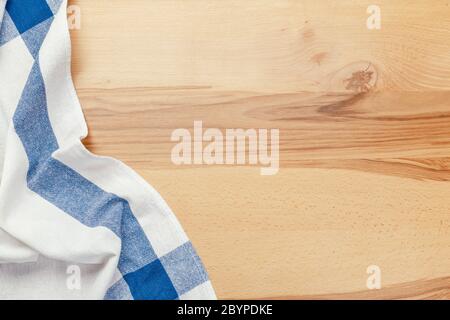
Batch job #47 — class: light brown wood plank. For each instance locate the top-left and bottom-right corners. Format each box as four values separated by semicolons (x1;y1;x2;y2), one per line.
262;277;450;300
136;167;450;299
80;88;450;180
71;0;450;92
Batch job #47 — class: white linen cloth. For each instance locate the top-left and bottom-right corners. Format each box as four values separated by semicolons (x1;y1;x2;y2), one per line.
0;0;215;300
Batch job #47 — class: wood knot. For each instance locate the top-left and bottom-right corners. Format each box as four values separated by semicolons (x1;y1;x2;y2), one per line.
327;61;378;93
343;66;375;93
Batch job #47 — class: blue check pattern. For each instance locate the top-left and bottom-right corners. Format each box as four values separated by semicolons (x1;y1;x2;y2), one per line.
0;0;211;300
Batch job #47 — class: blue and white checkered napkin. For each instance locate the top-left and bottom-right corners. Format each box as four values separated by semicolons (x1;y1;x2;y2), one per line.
0;0;215;300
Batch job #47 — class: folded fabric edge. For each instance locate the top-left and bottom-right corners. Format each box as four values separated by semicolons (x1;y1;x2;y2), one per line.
54;0;217;300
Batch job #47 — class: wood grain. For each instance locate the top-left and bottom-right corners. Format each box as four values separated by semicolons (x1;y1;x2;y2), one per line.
69;0;450;299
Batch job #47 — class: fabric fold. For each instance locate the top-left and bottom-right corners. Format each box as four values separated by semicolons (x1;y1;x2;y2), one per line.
0;0;215;300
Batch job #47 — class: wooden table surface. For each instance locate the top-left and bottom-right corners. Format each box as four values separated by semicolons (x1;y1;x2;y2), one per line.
69;0;450;299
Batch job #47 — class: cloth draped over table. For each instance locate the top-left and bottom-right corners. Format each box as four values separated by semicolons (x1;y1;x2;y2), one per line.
0;0;215;300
